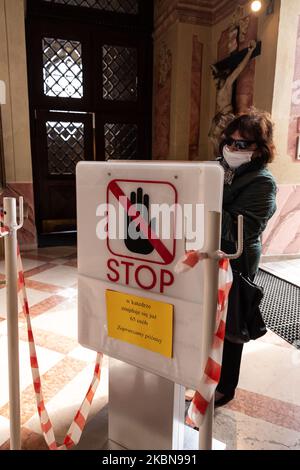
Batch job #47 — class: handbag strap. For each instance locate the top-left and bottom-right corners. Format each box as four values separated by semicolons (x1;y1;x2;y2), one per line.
234;217;251;278
241;246;250;277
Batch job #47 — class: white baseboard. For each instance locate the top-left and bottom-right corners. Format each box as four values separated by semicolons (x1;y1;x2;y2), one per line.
261;254;300;263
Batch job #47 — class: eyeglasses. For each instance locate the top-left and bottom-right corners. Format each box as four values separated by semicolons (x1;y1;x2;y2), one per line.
226;137;256;150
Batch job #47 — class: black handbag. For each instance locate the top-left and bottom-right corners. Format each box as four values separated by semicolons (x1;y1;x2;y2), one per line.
225;254;267;344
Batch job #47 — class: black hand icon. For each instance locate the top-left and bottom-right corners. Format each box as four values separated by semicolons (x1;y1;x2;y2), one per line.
124;187;155;255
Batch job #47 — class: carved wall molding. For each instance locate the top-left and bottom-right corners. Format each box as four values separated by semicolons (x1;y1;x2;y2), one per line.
154;0;249;38
230;4;250;43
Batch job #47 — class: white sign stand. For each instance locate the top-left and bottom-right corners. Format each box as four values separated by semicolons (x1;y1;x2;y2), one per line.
109;359;185;450
107;210;222;451
76;161;242;450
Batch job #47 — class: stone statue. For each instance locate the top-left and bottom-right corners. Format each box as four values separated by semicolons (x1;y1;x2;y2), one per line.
209;40;257;155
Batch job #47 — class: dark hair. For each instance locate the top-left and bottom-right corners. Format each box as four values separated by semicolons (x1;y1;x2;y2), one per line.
219;108;276;164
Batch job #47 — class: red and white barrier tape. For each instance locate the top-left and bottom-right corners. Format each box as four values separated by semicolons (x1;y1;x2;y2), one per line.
1;204;232;445
174;250;233;428
1;213;102;450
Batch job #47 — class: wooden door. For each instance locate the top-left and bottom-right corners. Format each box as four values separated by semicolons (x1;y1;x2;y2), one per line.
26;0;153;243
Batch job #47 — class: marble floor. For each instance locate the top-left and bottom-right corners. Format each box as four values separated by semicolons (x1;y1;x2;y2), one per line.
0;248;299;451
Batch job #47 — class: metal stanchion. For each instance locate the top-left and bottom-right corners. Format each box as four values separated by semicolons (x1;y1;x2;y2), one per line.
4;197;24;450
199;212;243;450
199;211;243;450
198;211;220;450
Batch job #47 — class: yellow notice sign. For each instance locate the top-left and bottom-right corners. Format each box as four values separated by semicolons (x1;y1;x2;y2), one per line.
106;290;173;358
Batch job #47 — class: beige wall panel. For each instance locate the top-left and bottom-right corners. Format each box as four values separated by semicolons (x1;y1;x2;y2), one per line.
179;23;212;161
5;0;32;182
153;24;177;160
0;0;15;181
271;0;300;183
253;0;280;113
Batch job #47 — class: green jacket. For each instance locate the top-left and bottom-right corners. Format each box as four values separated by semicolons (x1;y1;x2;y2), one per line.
220;159;277;277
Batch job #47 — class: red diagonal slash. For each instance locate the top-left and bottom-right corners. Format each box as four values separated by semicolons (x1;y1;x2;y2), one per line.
108;180;174;265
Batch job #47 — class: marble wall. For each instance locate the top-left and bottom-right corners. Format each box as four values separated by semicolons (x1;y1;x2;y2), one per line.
262;184;300;256
263;6;300;256
287;16;300;162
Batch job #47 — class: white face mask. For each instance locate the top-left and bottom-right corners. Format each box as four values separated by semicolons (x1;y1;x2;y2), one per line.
223;145;253;169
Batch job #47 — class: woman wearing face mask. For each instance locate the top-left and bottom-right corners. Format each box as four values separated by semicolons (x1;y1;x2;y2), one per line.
215;109;277;407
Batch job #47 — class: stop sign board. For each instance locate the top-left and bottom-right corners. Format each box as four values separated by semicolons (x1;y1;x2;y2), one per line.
107;179;177;266
77;161;223;389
